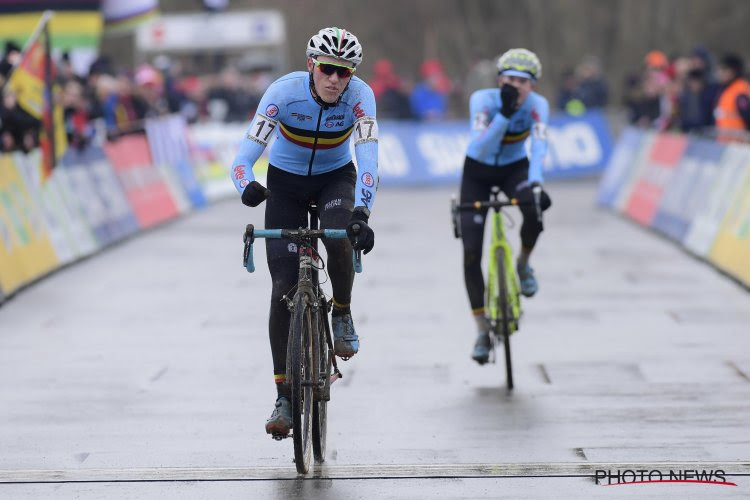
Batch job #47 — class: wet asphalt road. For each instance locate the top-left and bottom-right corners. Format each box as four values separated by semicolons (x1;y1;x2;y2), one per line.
1;180;749;498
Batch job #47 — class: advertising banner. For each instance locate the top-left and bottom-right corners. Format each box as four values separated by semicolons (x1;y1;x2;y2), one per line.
353;111;613;186
60;147;139;245
709;164;750;286
0;154;59;294
104;134;180;229
623;133;688;226
684;145;750;257
613;131;655;212
596;127;645;208
652;137;726;242
13;151;76;264
189;122;260;201
145;115;207;209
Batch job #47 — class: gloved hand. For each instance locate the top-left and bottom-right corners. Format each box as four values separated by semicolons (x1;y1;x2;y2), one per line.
241;180;270;207
346;208;374;254
500;83;520;118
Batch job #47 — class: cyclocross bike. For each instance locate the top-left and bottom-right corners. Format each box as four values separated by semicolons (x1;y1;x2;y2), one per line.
451;186;542;390
242;204;362;474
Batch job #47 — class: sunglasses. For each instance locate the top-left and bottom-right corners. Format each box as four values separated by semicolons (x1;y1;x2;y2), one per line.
313;59;355;78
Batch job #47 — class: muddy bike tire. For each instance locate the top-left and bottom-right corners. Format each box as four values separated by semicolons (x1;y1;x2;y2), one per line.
289;292;315;473
495;247;514;390
312;298;331;463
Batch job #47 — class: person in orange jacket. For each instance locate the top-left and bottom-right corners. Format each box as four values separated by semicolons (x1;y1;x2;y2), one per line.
714;54;750;142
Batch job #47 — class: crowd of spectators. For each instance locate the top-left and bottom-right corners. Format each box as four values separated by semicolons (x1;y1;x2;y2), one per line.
3;40;749;156
620;47;750;140
0;45;269;154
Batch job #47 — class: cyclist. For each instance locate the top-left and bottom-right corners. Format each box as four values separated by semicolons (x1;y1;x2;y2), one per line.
459;48;552;364
229;27;378;436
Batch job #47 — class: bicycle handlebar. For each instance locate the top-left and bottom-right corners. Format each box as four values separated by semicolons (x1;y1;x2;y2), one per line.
243;224;362;273
454;199;519;211
450;193;543;240
252;228;348;239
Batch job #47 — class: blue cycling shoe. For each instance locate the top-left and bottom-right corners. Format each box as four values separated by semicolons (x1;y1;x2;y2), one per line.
332;313;359;359
471;332;491;365
517;262;538;297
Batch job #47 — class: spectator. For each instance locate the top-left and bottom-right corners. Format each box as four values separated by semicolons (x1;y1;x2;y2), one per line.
0;40;22;82
627;50;671;129
678;67;718;133
134;63;169;117
410;59;453;120
370;58;411;119
714;53;750;142
207;68;258;122
0;88;40;152
61;79;95;149
575;56;608;108
690;46;716;84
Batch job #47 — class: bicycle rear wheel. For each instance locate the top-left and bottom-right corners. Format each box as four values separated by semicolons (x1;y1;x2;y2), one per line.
495;247;514;390
289;292;315;473
312;298;331;463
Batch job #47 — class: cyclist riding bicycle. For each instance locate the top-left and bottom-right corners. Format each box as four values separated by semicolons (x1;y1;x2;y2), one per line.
229;27;378;437
460;48;552;364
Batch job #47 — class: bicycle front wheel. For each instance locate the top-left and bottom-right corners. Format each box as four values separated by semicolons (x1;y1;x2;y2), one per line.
312;298;331;463
495;247;514;390
289;292;315;473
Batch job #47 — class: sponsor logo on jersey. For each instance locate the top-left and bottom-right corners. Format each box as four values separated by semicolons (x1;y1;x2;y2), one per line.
240;179;249;188
288;243;297;253
291;112;312;121
353;101;365;119
324;198;342;210
265;104;279;117
326;113;344;121
233;165;246;180
360;188;373;207
361;172;375;188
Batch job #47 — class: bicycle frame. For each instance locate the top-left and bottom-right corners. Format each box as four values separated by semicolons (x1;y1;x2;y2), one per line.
486;203;522;333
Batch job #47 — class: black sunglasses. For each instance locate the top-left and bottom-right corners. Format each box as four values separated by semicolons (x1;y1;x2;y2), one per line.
313;59;355;78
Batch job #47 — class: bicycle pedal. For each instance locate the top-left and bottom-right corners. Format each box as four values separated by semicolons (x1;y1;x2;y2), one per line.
271;432;289;441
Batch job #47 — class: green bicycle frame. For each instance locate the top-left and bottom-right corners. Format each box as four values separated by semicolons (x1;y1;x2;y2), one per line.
486;209;521;333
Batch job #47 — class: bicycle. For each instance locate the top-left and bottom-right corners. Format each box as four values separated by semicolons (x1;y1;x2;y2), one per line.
242;204;363;474
451;186;542;390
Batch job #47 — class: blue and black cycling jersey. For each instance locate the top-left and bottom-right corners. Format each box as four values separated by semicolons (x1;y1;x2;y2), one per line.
465;88;549;184
230;71;379;212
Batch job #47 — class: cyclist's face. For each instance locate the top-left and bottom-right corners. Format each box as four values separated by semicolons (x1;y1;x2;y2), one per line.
307;55;354;104
498;75;534;105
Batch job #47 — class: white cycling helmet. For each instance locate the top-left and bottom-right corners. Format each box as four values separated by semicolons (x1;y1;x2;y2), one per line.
497;48;542;80
306;27;363;67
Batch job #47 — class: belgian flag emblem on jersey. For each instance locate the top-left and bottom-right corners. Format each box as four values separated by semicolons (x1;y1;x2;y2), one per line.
279;122;354;149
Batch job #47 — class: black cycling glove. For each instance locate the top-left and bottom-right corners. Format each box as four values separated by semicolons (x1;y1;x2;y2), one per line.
346;208;374;254
241;180;270;207
500;83;520;118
